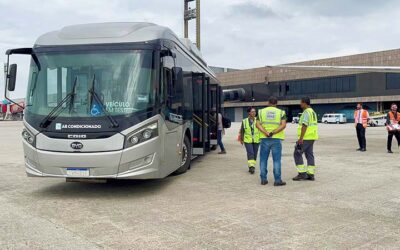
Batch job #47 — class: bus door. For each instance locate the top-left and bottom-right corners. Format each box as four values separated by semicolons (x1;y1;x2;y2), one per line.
192;72;207;155
209;84;221;148
205;77;211;152
161;65;184;174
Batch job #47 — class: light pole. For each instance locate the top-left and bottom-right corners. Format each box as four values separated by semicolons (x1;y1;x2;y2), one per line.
184;0;201;50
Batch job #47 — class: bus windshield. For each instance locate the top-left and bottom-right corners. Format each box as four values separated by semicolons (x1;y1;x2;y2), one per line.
26;50;155;118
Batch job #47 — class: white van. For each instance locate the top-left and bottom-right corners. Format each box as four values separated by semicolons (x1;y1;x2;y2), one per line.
322;113;347;124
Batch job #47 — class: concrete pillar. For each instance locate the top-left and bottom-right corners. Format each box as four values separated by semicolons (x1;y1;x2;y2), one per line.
235;107;243;122
378;102;383;112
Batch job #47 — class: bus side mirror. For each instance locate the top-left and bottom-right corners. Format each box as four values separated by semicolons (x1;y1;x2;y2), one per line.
7;64;17;91
172;67;183;95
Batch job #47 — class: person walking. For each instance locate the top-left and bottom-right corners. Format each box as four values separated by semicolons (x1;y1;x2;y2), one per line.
217;112;226;154
239;107;260;174
386;103;400;153
354;103;369;152
256;96;287;186
292;97;319;181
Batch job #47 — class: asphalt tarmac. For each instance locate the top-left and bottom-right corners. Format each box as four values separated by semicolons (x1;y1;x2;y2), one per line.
1;121;399;249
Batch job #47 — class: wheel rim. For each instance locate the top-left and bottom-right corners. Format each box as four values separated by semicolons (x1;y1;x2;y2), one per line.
181;143;188;167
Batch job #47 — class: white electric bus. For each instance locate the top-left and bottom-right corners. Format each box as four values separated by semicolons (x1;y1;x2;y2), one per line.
4;22;224;179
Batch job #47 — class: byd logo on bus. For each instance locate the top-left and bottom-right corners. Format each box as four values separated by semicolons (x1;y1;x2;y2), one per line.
70;142;84;150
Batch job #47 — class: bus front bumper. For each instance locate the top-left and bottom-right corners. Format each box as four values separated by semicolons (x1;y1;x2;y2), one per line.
23;138;164;179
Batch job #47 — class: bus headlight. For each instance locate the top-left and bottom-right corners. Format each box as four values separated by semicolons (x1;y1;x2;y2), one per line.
125;122;158;148
129;135;139;145
142;130;152;140
22;129;35;146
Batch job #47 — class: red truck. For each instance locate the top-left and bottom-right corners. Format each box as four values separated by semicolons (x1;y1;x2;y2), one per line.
0;102;24;120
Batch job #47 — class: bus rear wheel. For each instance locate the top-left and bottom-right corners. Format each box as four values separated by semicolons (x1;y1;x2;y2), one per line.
173;136;192;175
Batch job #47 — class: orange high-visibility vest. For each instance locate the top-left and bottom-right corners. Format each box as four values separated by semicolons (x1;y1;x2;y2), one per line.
387;111;400;131
389;111;400;124
354;109;369;128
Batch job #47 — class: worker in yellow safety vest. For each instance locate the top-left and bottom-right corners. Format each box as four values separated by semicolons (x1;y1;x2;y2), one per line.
256;96;287;186
239;107;260;174
293;97;319;181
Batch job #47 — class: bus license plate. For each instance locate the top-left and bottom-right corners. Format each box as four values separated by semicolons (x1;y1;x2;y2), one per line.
66;168;89;177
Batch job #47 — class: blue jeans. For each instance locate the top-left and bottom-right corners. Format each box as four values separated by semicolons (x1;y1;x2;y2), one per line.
259;138;282;182
217;130;225;151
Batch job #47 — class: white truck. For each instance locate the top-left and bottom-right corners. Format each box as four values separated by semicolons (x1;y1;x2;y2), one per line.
292;113;301;124
369;114;386;127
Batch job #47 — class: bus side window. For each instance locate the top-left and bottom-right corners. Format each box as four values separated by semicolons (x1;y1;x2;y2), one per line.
172;67;184;115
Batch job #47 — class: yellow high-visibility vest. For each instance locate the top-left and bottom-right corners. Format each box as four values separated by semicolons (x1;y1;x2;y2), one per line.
298;107;319;140
242;117;260;143
258;107;285;139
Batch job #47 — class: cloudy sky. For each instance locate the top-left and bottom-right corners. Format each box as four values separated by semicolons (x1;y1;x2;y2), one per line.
1;0;400;98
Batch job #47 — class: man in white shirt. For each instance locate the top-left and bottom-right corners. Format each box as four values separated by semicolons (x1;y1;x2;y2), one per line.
354;103;369;152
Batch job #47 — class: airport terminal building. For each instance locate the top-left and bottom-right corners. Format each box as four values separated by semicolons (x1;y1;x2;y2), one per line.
216;49;400;122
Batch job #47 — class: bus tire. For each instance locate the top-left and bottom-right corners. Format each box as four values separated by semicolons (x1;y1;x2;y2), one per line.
173;136;191;175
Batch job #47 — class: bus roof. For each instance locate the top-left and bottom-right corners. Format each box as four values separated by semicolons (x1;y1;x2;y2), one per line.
36;22;176;46
34;22;216;77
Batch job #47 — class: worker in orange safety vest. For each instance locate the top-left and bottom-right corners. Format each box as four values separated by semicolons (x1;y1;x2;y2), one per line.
354;103;369;152
386;103;400;153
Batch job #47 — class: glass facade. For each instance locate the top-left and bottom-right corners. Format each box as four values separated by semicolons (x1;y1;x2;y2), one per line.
278;75;356;96
224;72;400;122
386;73;400;89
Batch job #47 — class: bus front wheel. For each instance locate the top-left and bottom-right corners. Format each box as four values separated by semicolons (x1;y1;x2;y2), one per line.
173;136;192;175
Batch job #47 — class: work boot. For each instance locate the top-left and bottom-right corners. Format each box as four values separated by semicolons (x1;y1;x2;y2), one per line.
274;181;286;186
292;172;308;181
218;150;226;154
249;167;255;174
361;148;366;152
261;180;268;185
388;150;393;154
356;148;362;151
307;174;315;181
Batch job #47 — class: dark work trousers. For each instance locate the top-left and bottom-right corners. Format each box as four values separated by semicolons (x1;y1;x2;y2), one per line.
387;131;400;151
294;140;315;169
217;130;225;151
356;123;367;149
244;143;260;165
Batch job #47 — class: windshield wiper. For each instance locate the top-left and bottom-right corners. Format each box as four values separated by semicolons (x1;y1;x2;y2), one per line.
39;76;78;128
89;74;119;128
